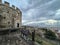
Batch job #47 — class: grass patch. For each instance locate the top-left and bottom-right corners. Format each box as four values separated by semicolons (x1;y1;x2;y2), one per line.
35;35;56;45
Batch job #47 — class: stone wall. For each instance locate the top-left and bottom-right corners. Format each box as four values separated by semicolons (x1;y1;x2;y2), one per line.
0;0;22;28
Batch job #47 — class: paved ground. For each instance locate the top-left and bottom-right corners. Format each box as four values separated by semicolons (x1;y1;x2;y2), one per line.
0;33;29;45
0;30;39;45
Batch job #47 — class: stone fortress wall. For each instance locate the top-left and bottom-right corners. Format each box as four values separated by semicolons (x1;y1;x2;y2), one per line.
0;0;22;28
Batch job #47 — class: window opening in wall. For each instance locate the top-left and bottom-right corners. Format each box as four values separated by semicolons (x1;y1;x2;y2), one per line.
17;23;19;27
4;17;6;19
8;22;10;24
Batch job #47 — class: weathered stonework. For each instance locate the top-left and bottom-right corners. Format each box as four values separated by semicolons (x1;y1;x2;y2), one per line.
0;0;22;28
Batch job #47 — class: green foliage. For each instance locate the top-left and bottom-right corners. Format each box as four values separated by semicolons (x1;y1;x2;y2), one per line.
44;30;57;40
36;40;42;44
41;28;48;32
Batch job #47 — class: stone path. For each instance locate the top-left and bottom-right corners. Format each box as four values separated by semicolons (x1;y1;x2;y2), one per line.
0;33;29;45
0;30;40;45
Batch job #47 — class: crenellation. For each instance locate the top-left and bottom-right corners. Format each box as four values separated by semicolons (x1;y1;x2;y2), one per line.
16;7;20;11
0;0;22;28
4;1;10;7
16;7;19;10
0;0;21;12
12;5;15;9
16;7;21;14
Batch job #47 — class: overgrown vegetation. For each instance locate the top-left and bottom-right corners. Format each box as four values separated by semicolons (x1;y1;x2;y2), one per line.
35;35;56;45
44;30;57;40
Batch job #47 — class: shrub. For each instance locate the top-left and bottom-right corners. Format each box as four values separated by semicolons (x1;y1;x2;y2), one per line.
44;30;57;40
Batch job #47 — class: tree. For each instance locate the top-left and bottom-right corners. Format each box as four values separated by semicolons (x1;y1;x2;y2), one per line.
44;30;57;40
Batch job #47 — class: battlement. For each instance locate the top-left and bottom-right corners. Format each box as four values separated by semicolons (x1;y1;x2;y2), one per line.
0;0;21;13
12;5;15;9
16;7;19;10
4;1;10;6
12;5;20;12
15;7;21;13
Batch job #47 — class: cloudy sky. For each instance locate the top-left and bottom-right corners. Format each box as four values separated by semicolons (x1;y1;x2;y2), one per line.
3;0;60;27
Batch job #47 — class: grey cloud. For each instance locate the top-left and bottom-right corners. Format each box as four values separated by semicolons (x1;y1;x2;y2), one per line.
22;0;57;20
48;0;60;11
3;0;60;27
22;0;60;27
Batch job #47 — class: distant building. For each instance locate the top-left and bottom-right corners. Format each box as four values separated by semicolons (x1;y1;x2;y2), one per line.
0;0;22;28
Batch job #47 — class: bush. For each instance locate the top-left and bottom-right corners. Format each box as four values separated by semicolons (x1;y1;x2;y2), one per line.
36;40;43;44
44;30;57;40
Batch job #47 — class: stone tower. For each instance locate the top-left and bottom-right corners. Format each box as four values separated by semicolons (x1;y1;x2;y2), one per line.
0;1;22;28
0;0;2;4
